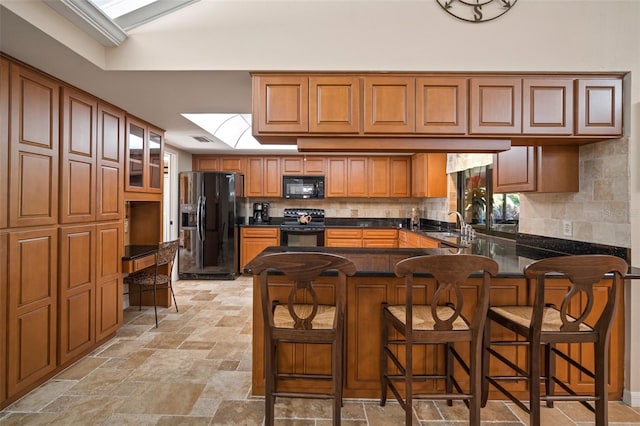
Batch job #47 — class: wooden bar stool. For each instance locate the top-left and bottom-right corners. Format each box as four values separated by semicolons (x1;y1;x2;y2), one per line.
380;254;499;425
481;255;627;426
248;252;356;426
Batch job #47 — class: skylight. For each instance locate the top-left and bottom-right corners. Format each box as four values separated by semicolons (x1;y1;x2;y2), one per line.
182;113;297;151
90;0;158;20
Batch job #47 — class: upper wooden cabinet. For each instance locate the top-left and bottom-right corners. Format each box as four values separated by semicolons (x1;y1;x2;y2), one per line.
252;75;308;133
470;77;522;134
125;116;163;194
280;156;326;175
326;157;348;197
363;76;415;133
493;145;579;193
252;72;624;144
9;63;59;228
411;153;447;198
327;156;411;198
576;78;623;135
415;77;467;134
309;76;360;133
246;156;281;197
523;78;573;135
96;103;125;221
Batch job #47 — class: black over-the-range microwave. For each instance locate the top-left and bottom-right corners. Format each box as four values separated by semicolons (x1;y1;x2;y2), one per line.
282;175;325;199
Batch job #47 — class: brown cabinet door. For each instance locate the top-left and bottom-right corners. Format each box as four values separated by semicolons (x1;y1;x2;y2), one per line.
309;76;360;133
58;224;95;365
96;103;125;221
535;146;579;193
281;156;303;175
368;157;389;197
0;232;7;403
219;156;245;173
193;155;219;171
389;157;411;198
253;75;309;133
411;153;447;198
245;157;263;197
60;87;97;224
263;157;281;197
125;116;145;192
240;227;279;270
523;78;573;135
416;77;467;134
303;156;326;175
576;78;623;136
7;228;57;398
493;146;536;193
470;77;522;134
9;64;59;227
326;158;348;197
348;157;368;197
364;76;415;133
0;59;8;230
147;126;163;193
96;222;122;341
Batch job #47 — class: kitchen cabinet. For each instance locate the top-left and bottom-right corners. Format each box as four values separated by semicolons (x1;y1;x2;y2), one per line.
125;115;163;194
362;229;398;248
493;145;578;193
95;222;122;341
411;153;447;198
9;63;59;228
326;157;348;197
0;59;8;230
368;157;389;198
325;228;363;247
522;78;573;135
415;77;467;134
96;103;125;221
252;75;308;133
7;228;58;399
58;224;95;365
246;156;281;197
0;232;7;403
363;76;415;133
348;157;368;197
240;227;279;271
368;157;411;198
576;78;623;136
398;229;438;248
470;77;522;134
192;155;246;173
389;157;411;198
60;87;97;224
281;156;326;175
309;76;360;133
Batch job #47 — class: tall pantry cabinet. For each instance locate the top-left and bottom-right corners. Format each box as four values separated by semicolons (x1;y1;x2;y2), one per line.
0;56;125;408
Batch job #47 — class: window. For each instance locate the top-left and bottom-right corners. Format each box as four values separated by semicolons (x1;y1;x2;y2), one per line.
457;166;520;236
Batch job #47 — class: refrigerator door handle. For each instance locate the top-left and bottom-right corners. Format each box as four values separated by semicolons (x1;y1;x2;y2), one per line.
196;196;203;241
199;195;206;241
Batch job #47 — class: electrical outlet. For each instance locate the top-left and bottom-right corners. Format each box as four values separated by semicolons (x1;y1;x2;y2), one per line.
562;220;573;237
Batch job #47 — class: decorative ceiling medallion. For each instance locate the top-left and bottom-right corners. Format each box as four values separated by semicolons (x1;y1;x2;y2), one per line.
436;0;518;23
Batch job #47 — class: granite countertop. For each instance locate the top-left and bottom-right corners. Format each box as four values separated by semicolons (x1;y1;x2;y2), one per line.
244;233;640;279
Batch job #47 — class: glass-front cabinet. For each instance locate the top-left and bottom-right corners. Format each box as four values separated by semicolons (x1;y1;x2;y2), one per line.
125;116;163;193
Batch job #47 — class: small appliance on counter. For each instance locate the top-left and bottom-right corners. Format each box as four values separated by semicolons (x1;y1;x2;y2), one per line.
252;202;270;224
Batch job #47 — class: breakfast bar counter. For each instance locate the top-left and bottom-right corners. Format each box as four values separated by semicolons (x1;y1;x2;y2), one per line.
245;237;638;400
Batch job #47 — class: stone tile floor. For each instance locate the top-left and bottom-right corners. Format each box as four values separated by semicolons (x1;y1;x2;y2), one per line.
2;276;640;425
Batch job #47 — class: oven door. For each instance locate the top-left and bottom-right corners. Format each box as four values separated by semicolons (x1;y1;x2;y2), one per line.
280;228;325;247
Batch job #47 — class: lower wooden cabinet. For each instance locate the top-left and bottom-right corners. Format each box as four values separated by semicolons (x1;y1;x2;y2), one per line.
96;222;122;341
362;229;398;248
59;225;95;365
0;232;7;403
240;227;279;271
325;228;363;247
7;228;58;399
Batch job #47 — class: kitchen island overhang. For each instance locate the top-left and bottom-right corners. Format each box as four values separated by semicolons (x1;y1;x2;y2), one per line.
245;242;638;400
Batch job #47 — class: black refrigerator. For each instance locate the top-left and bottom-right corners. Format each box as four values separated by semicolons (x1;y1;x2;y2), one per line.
178;172;242;279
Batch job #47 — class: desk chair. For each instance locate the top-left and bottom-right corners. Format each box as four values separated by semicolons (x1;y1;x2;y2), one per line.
482;255;627;426
380;254;499;425
248;252;356;426
124;239;180;328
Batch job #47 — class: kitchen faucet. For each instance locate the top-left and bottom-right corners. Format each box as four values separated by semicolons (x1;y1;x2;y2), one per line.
448;210;473;238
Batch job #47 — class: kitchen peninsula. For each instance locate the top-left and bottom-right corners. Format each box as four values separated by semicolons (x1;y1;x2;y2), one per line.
245;231;638;400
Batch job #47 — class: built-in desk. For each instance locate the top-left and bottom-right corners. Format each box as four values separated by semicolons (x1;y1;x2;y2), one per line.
122;245;171;308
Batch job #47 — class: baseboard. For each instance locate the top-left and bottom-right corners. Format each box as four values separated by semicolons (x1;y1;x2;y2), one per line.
623;389;640;407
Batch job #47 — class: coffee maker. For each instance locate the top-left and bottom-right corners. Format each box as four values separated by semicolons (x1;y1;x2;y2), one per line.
252;202;270;224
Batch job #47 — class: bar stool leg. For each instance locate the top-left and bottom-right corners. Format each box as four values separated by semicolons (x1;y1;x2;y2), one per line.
380;303;389;406
594;341;609;426
529;338;541;426
545;343;556;408
481;319;491;407
446;342;454;406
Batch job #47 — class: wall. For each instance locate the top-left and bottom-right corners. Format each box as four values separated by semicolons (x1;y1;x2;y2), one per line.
519;138;630;247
